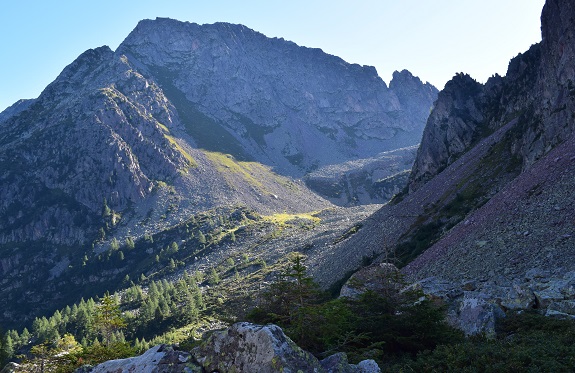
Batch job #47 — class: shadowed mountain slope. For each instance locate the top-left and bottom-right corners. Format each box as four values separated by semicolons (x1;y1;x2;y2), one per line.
313;0;575;288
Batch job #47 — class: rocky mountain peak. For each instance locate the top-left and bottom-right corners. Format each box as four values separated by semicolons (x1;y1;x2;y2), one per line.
116;17;436;175
408;73;484;191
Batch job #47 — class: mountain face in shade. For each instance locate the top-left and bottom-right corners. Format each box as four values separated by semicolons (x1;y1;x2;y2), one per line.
314;0;575;290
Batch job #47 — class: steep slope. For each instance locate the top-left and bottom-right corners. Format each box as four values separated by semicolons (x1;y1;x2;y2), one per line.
313;0;575;288
404;130;575;281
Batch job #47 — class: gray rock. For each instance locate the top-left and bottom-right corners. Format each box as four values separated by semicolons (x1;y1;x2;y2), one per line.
501;284;536;310
546;300;575;317
533;285;565;309
321;352;355;373
192;322;324;373
191;322;380;373
450;291;505;338
353;359;382;373
81;344;198;373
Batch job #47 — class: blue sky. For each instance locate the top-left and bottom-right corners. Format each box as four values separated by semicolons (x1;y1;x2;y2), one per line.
0;1;545;112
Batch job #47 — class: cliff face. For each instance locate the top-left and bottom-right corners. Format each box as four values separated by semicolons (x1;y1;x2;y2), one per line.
400;0;575;282
118;19;437;174
410;0;574;192
311;0;575;289
409;43;542;192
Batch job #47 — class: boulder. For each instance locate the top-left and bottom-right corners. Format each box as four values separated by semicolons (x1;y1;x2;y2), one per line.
533;285;565;308
192;322;324;373
340;263;402;299
191;322;380;373
319;352;380;373
449;291;505;338
545;300;575;318
353;359;382;373
500;284;536;310
79;344;199;373
320;353;355;373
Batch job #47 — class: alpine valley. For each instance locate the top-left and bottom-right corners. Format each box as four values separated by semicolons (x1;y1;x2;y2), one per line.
2;0;575;371
0;18;436;329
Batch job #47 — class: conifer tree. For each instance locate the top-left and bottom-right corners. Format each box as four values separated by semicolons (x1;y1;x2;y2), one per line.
93;293;127;346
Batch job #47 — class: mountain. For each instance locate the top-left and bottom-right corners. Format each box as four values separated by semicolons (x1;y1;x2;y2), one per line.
312;0;575;291
0;20;435;329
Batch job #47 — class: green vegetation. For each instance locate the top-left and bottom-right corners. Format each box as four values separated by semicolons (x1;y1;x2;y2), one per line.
391;312;575;372
3;248;575;372
164;133;197;168
1;272;205;371
263;212;321;227
248;255;462;365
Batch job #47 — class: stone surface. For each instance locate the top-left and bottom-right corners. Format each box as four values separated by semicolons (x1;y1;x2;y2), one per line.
353;359;382;373
452;292;505;337
191;322;380;373
79;344;198;373
320;353;355;373
501;284;536;310
192;322;324;373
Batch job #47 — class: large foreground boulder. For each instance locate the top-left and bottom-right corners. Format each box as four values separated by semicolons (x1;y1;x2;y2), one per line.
77;344;198;372
191;322;380;373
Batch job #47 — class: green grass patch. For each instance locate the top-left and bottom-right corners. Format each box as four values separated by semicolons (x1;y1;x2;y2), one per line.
163;134;197;168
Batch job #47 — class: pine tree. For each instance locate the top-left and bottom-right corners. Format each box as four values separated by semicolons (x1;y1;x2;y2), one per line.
168;258;176;272
2;335;13;359
209;268;220;285
197;231;206;245
125;236;135;250
93;293;127;346
254;254;321;345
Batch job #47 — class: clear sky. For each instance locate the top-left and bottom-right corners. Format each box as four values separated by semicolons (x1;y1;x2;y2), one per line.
0;0;545;112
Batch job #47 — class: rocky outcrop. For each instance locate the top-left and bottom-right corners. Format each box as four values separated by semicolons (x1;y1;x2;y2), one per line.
409;0;574;193
79;344;197;372
408;73;485;191
192;322;324;372
191;322;380;373
119;19;436;175
411;270;575;337
79;323;380;373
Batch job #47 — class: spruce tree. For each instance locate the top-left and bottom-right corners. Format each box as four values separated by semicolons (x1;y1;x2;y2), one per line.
93;293;127;346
